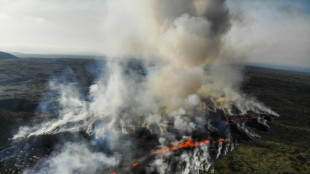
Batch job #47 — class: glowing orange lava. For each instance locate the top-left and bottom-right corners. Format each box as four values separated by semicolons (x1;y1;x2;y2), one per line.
229;115;265;122
111;115;267;173
111;138;230;174
132;163;139;167
152;138;230;155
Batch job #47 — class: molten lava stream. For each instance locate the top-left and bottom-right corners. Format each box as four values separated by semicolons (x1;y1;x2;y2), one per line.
110;138;231;174
111;115;270;173
228;115;267;122
152;138;230;155
132;163;139;167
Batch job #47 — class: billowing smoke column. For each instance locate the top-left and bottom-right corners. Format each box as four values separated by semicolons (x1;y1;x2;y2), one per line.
101;0;232;111
11;0;278;173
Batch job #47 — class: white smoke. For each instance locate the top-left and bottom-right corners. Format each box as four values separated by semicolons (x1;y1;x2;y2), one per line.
23;142;119;174
147;145;214;174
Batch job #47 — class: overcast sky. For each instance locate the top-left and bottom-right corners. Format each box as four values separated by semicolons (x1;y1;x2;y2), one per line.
227;0;310;68
0;0;309;67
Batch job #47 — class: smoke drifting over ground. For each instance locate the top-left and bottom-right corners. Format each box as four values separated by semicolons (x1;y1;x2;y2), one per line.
11;0;278;173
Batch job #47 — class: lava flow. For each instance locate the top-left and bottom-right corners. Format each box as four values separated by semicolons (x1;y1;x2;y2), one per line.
152;138;230;155
111;137;231;174
228;114;268;122
110;114;275;173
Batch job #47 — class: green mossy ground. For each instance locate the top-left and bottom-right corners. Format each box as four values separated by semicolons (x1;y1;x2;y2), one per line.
208;67;310;174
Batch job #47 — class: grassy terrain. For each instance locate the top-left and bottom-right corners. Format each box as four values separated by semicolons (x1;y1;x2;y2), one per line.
209;67;310;174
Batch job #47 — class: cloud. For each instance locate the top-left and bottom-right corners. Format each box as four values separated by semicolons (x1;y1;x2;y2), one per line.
0;0;106;54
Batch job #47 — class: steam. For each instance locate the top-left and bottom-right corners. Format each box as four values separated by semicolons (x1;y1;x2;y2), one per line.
24;143;120;174
12;0;278;173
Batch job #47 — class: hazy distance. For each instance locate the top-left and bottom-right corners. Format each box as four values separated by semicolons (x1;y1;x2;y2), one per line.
0;0;309;68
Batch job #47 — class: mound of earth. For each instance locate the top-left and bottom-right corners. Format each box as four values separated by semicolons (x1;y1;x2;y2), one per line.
0;51;18;59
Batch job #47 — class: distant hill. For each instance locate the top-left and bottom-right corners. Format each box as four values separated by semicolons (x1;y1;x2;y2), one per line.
249;62;310;73
8;52;101;59
0;51;18;59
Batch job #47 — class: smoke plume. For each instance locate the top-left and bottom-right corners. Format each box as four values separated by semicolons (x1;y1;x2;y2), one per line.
12;0;278;173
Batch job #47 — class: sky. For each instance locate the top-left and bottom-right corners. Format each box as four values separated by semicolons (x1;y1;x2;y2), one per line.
227;0;310;68
0;0;309;68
